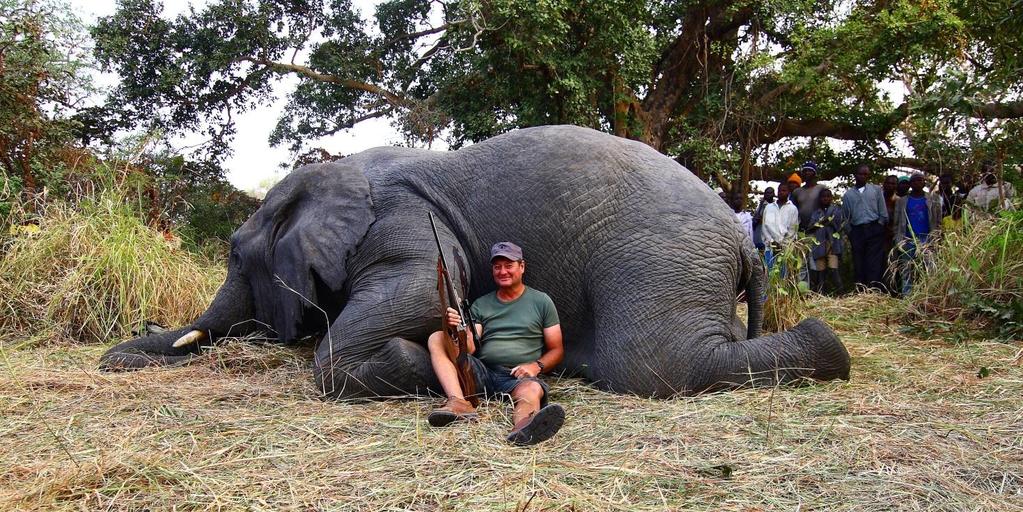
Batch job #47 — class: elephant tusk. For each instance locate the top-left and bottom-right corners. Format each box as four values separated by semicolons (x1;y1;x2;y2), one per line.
172;329;207;348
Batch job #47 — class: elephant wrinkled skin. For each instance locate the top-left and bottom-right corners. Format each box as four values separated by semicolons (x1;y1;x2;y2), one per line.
101;125;850;398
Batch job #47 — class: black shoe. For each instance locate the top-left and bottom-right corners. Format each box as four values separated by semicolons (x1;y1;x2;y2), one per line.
506;404;565;445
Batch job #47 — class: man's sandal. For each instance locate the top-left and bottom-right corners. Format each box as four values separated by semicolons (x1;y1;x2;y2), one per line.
506;404;565;445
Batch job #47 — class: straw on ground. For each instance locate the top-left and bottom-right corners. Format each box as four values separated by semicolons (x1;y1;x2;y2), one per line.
1;294;1021;510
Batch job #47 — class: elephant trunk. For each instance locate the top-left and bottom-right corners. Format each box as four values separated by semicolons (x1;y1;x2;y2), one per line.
189;267;257;339
99;268;257;370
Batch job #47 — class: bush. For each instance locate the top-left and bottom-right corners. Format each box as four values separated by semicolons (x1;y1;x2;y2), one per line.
0;188;225;345
762;235;814;332
903;207;1023;340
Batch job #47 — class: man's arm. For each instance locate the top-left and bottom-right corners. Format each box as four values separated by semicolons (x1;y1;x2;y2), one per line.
762;206;781;243
784;205;799;241
875;187;889;225
511;324;564;378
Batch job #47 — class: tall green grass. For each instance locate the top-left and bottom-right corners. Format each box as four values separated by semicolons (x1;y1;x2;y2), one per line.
903;207;1023;340
0;188;225;346
762;236;814;333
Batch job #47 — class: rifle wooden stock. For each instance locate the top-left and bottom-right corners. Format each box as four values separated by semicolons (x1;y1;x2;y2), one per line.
430;212;479;406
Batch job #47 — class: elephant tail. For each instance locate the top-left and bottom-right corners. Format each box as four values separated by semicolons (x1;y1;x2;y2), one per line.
741;243;765;340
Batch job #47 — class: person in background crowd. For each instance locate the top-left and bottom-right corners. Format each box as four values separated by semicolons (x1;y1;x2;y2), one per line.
842;164;889;290
883;175;899;219
731;193;754;243
791;161;823;286
935;173;959;219
752;187;775;252
893;174;942;296
807;188;845;295
967;163;1016;211
786;173;803;206
956;174;975;205
896;175;910;197
792;161;823;231
881;174;900;293
762;182;799;273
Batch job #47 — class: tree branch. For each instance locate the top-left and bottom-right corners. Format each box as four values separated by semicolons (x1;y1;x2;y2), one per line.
755;103;909;145
236;57;410;108
380;21;463;49
755;60;830;107
971;100;1023;119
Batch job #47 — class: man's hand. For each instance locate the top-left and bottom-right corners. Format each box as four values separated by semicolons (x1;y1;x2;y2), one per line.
445;307;461;329
510;362;541;379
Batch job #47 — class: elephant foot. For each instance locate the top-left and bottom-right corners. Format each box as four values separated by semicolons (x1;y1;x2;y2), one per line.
99;327;212;371
314;337;439;400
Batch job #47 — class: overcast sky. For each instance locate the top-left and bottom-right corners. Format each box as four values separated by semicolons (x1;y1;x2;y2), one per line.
68;0;411;192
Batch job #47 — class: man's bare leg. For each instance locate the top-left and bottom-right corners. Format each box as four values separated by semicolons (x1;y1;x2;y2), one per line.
427;331;466;400
507;381;564;445
426;331;477;426
510;381;543;425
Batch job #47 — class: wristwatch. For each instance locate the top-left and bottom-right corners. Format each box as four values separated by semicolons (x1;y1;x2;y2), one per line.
534;359;545;371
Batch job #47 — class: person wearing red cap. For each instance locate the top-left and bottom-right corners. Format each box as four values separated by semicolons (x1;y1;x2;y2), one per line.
426;241;566;445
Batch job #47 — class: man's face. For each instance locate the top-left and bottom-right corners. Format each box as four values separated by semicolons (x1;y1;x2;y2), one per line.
939;174;953;191
910;175;925;193
985;173;997;186
763;188;775;203
777;184;790;202
820;190;833;209
883;176;898;195
492;257;525;289
854;166;870;185
802;168;817;183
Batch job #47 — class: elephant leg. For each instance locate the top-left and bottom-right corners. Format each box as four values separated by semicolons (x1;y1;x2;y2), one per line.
311;256;449;400
99;327;213;370
314;336;439;399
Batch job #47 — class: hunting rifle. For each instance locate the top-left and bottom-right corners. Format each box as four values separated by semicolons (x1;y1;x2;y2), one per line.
429;212;480;406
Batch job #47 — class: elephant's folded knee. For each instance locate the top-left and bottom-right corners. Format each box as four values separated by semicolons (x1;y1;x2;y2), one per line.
314;337;438;400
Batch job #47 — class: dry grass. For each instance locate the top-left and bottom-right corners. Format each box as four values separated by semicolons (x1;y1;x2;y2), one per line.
1;294;1021;511
0;191;224;346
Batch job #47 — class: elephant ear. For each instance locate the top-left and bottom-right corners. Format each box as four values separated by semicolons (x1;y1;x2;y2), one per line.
238;161;375;344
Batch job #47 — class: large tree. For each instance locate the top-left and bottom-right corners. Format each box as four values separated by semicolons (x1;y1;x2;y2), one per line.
92;0;1023;193
0;0;97;207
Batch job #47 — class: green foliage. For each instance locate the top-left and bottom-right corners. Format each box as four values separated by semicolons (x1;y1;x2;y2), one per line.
176;182;262;251
0;183;225;345
0;0;95;200
88;0;1023;188
903;205;1023;340
763;235;815;333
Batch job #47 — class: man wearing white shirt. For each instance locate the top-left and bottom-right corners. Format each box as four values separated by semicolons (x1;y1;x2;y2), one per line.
730;193;755;242
761;182;799;272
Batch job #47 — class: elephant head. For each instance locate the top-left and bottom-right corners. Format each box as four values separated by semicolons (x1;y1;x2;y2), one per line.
100;162;375;369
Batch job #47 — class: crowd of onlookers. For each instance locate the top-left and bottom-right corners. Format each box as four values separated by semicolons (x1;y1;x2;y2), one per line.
721;161;1017;297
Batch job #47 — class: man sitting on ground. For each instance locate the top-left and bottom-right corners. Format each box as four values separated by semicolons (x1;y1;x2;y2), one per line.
427;242;566;446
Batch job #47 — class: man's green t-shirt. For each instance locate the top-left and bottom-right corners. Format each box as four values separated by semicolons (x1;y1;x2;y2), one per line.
469;286;559;367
